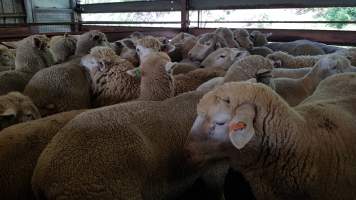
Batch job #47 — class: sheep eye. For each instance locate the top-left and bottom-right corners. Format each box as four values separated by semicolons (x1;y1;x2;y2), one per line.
222;98;230;104
215;121;225;126
220;55;226;58
136;48;140;52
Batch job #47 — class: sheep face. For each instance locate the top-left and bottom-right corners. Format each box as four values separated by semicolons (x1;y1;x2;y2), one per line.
81;46;117;73
49;34;77;63
112;39;139;67
267;51;290;68
0;47;15;66
200;48;250;69
250;31;272;47
313;55;355;79
233;29;253;50
136;36;175;63
75;30;109;56
186;84;259;166
188;33;227;62
0;92;40;130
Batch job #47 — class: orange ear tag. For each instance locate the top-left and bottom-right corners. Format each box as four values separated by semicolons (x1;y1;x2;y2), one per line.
229;122;247;132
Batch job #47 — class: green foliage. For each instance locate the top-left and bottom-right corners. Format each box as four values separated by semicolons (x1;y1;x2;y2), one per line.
321;7;356;29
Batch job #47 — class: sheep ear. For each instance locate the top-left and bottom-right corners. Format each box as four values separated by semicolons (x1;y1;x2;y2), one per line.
1;41;18;49
122;39;136;49
165;62;177;73
113;42;124;54
161;44;175;53
126;67;141;78
229;104;255;149
0;108;17;119
232;50;249;62
33;37;43;49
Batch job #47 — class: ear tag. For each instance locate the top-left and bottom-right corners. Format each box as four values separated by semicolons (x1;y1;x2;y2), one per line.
229;121;247;132
135;68;141;78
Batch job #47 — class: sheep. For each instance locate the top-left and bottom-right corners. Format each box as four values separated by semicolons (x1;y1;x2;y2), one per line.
186;72;356;200
188;32;228;62
111;38;139;66
169;62;198;75
0;45;15;67
0;110;83;200
215;28;240;48
135;36;175;63
268;54;356;106
32;91;229;200
266;40;326;56
169;32;197;62
249;30;272;47
271;67;311;79
130;31;145;42
196;55;274;92
173;67;226;95
75;30;109;56
232;29;253;50
0;35;55;95
49;33;77;64
0;91;40;130
200;48;250;70
127;52;174;101
23;30;108;116
249;46;274;57
81;46;140;107
267;51;321;68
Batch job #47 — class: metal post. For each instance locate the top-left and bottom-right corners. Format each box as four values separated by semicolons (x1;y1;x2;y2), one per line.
180;0;189;32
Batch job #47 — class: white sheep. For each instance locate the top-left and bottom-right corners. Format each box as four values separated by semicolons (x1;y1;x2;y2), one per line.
186;72;356;200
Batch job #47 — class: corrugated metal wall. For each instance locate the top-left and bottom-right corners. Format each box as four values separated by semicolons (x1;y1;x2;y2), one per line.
0;0;25;24
30;0;75;33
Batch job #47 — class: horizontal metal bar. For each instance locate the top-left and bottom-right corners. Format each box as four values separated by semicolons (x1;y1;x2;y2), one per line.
34;8;74;13
81;21;181;24
0;13;26;18
80;1;181;13
191;21;356;24
189;0;356;10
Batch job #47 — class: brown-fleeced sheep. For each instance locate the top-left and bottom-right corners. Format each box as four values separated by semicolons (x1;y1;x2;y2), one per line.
232;29;253;50
269;54;356;106
0;91;40;130
249;30;272;47
24;30;108;116
32;91;228;200
188;32;228;62
81;46;140;106
200;48;250;70
0;35;55;95
186;72;356;200
127;52;174;101
215;28;240;48
0;110;84;200
197;55;274;92
49;33;77;64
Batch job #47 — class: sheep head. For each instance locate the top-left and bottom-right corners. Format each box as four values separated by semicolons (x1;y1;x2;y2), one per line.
310;55;356;80
81;46;118;73
267;51;292;68
112;39;139;67
233;29;253;50
0;92;41;131
250;31;272;47
185;81;293;167
188;33;228;62
136;36;175;63
75;30;109;56
200;48;250;70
